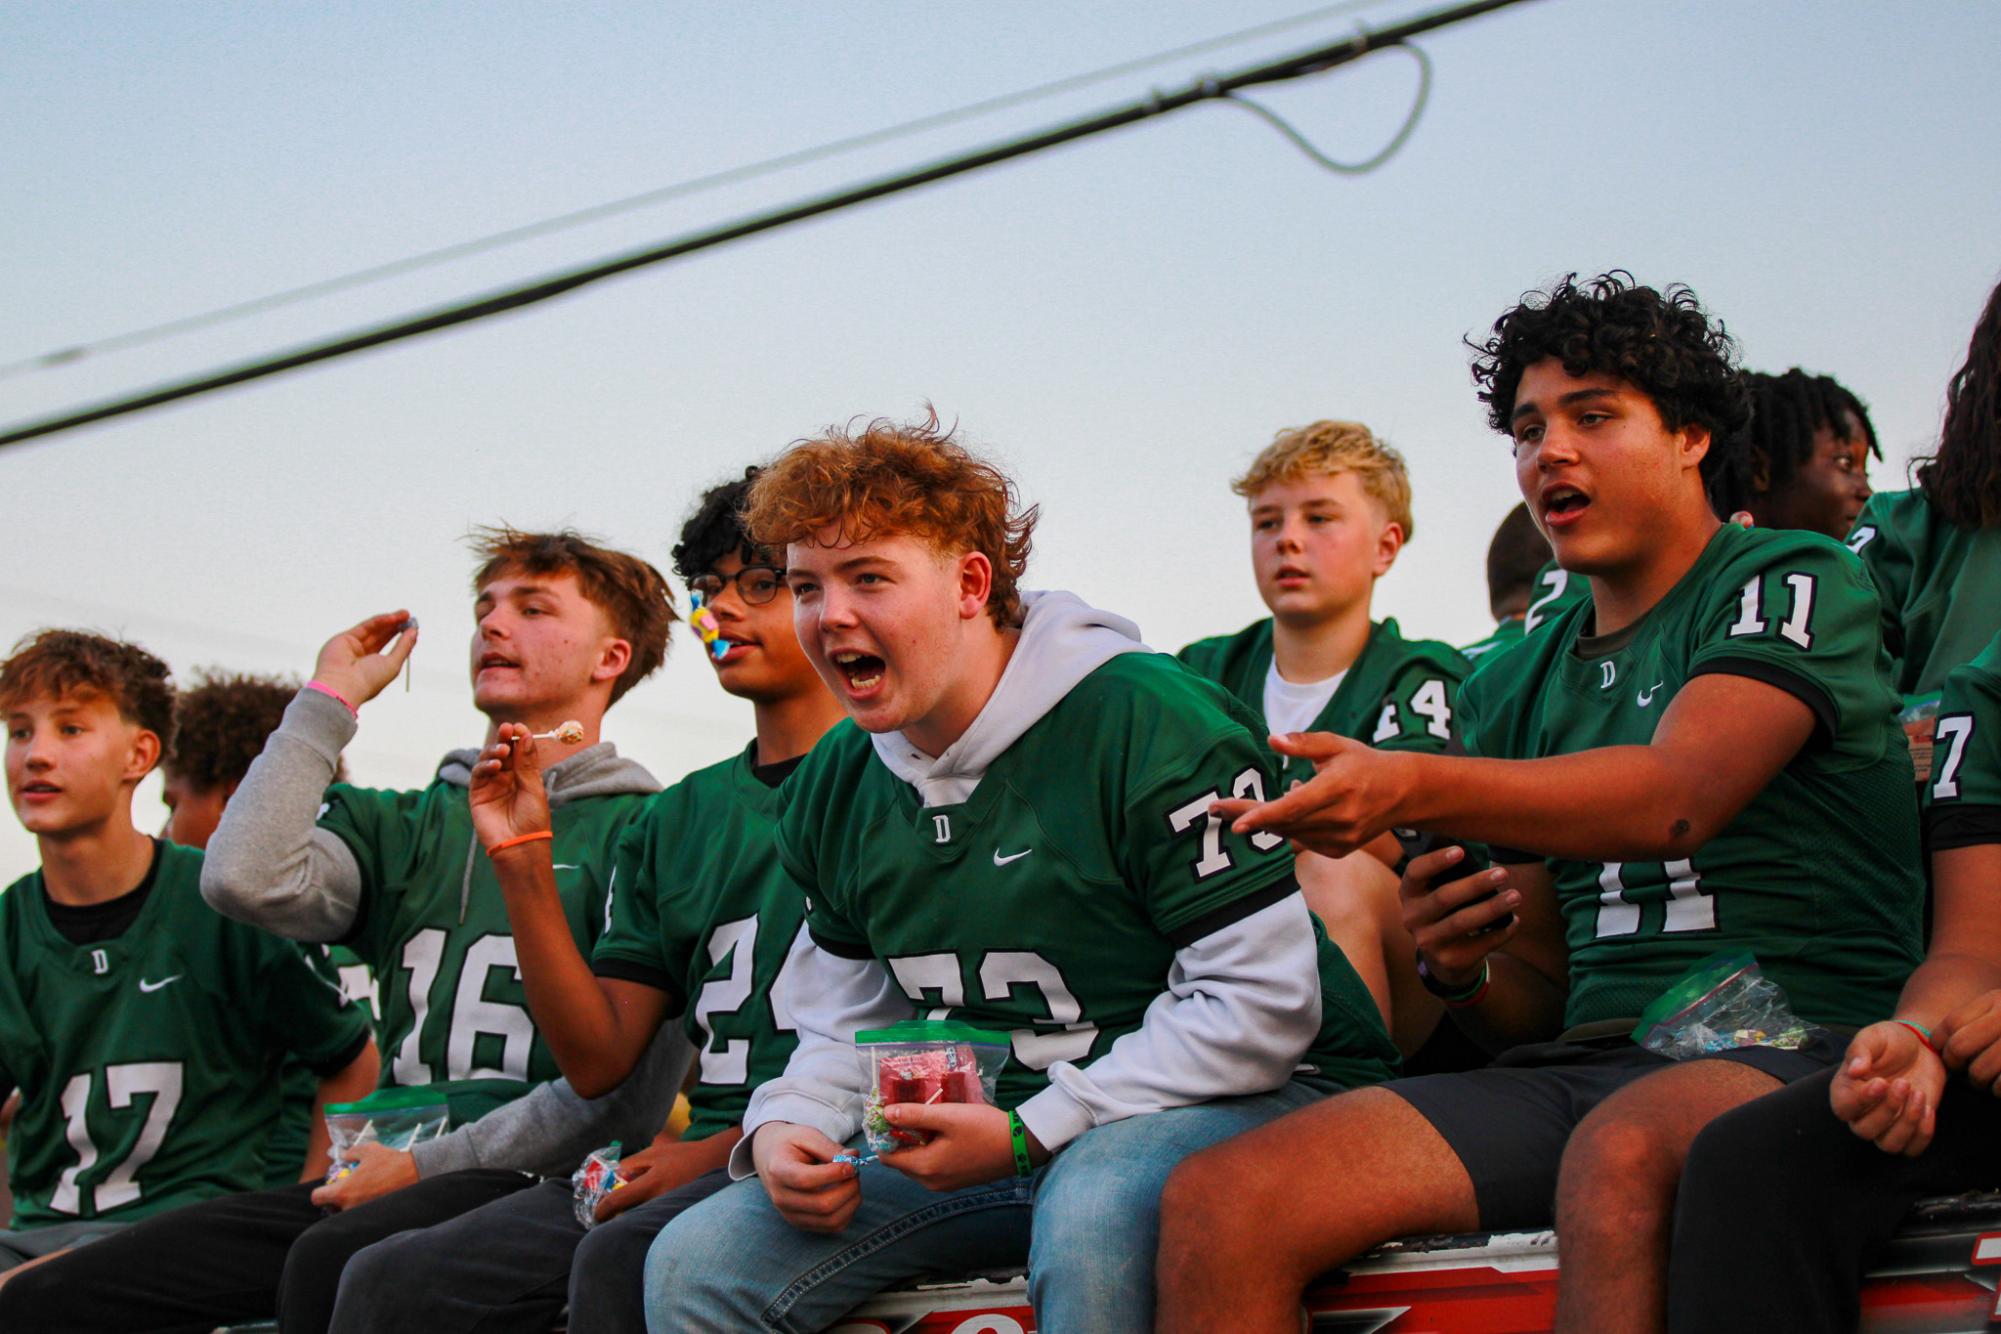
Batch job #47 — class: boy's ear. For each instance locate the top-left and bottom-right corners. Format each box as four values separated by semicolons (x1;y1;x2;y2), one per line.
591;637;634;686
125;728;162;785
1372;521;1406;578
1679;423;1713;475
956;551;995;622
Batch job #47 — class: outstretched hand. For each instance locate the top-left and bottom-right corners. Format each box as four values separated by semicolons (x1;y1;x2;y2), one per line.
469;723;552;850
1210;732;1413;859
311;611;418;710
1830;1021;1942;1156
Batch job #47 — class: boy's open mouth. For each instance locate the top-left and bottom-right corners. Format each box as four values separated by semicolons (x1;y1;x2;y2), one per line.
832;651;885;693
1543;487;1590;524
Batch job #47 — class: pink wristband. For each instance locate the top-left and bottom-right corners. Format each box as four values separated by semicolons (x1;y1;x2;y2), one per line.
305;680;359;718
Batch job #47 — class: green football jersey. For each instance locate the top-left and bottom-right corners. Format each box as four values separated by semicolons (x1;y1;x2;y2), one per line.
0;843;370;1227
592;745;802;1142
1847;489;2001;696
1459;524;1924;1030
320;777;647;1125
1177;618;1471;787
1929;631;2001;851
1460;616;1526;663
780;653;1399;1109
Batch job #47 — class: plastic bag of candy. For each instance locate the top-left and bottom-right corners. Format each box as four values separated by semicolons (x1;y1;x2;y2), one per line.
857;1021;1011;1156
324;1088;449;1183
571;1141;627;1229
1632;951;1822;1061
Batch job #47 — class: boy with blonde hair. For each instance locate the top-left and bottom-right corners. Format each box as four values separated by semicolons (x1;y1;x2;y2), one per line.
1180;421;1472;1059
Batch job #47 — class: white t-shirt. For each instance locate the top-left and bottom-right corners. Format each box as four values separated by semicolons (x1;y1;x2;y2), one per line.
1263;659;1346;737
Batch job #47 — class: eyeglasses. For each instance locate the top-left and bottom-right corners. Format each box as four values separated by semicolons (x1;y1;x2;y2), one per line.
688;566;786;606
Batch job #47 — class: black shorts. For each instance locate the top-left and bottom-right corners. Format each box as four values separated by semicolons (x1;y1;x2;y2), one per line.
1391;1029;1844;1228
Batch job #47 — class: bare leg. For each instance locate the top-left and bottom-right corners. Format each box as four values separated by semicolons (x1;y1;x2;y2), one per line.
1552;1059;1783;1334
1297;851;1442;1056
1156;1087;1478;1334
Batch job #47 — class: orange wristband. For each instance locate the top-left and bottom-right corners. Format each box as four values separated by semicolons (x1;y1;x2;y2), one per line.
486;830;554;857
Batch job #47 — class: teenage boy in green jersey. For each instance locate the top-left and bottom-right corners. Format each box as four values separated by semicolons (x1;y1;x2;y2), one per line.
1845;278;2001;699
1178;421;1468;1054
640;417;1397;1334
0;632;375;1280
327;469;848;1334
1156;273;1925;1334
1179;420;1469;805
161;669;371;1190
1666;629;2001;1328
3;531;685;1334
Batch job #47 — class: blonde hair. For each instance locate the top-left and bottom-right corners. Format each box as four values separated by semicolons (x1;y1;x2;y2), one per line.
1232;420;1414;540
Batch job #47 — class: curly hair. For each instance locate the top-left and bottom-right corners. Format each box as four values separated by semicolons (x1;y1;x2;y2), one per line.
0;629;174;742
744;413;1036;628
1232;420;1416;541
1917;277;2001;529
1470;272;1752;493
167;670;345;791
1706;368;1880;519
470;527;677;705
671;468;776;582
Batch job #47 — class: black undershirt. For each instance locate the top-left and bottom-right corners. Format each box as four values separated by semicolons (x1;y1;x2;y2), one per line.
43;837;163;946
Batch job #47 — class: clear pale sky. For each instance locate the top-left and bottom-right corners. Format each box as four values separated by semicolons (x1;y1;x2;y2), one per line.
3;0;1998;880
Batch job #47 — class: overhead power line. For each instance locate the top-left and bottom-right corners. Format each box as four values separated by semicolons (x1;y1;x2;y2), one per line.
0;0;1400;383
0;0;1535;453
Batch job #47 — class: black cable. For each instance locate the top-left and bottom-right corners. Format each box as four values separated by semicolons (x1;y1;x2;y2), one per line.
0;0;1398;383
0;0;1536;453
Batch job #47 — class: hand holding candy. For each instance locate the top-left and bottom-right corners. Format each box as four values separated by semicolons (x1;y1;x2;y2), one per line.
689;592;730;663
878;1102;1033;1192
751;1122;864;1234
469;723;553;851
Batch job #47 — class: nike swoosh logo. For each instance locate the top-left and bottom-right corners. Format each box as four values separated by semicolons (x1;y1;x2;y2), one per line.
1637;683;1665;707
552;863;580;870
993;848;1033;867
138;975;182;993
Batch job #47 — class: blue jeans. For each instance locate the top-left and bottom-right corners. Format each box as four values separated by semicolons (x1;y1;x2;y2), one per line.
643;1081;1327;1333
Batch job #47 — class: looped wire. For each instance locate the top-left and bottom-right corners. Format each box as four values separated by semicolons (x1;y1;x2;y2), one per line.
1219;39;1433;177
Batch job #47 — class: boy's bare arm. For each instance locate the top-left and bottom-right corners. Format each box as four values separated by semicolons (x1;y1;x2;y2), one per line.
1220;673;1817;863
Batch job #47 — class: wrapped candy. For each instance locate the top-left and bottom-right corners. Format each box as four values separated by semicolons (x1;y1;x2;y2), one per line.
571;1142;628;1229
856;1021;1010;1155
324;1089;448;1184
1633;951;1821;1061
532;719;586;745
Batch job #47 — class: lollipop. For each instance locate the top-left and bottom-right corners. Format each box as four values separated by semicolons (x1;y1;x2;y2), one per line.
532;720;586;744
688;592;730;663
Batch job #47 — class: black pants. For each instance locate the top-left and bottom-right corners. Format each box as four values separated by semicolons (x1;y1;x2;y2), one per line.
1668;1066;2001;1332
0;1169;536;1334
329;1169;732;1334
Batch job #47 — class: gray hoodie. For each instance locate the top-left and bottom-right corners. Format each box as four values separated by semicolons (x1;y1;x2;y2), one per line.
733;590;1327;1170
203;687;689;1178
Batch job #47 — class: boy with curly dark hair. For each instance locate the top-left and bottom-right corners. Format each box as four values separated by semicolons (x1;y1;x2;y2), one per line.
0;631;376;1277
1155;273;1924;1334
162;670;350;852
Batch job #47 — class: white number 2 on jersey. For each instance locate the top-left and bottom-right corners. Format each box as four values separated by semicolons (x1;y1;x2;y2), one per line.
49;1062;185;1215
691;915;799;1085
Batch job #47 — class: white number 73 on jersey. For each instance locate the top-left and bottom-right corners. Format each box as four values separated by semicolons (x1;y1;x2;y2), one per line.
1167;768;1285;880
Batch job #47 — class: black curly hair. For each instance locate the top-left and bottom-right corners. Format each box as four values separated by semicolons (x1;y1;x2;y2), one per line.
671;467;776;582
1705;368;1879;519
1470;272;1753;494
1916;276;2001;530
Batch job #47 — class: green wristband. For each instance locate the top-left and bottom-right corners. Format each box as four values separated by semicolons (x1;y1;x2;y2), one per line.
1007;1110;1034;1178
